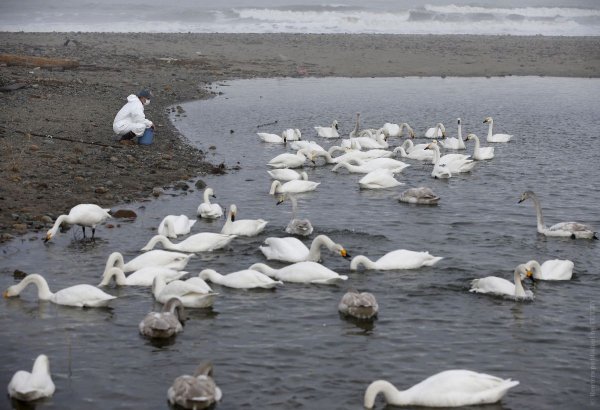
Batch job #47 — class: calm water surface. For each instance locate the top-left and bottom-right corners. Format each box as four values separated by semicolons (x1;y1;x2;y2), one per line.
1;77;599;409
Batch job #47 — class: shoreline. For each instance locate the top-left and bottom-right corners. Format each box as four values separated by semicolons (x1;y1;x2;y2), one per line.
1;32;599;242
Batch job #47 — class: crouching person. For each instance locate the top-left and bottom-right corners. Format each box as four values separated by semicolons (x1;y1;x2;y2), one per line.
113;89;154;145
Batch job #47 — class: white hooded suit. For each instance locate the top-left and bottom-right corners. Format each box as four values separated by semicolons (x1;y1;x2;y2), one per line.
113;94;153;137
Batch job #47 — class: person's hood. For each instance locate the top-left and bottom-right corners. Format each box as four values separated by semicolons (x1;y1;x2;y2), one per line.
127;94;138;102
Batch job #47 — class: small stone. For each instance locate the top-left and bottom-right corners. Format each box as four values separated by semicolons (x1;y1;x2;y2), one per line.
41;215;53;224
152;187;165;197
105;180;113;186
74;176;85;182
30;144;40;151
174;181;189;191
109;156;118;162
95;186;109;194
13;223;27;233
111;209;137;219
126;155;135;163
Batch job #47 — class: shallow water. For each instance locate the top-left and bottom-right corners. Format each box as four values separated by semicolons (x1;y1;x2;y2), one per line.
1;77;599;409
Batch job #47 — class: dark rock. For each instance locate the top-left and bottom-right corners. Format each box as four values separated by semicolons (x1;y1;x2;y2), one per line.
174;181;189;191
111;209;137;219
95;186;109;194
195;180;206;189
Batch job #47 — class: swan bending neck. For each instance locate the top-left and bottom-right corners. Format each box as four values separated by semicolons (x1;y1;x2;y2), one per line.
350;256;375;270
364;380;407;408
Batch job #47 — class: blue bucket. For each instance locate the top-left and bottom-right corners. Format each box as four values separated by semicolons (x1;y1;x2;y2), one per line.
138;128;154;145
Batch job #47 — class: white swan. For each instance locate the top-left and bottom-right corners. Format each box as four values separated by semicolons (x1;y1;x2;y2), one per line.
289;140;326;153
250;262;348;284
259;235;348;263
269;179;320;195
439;118;466;150
332;158;409;174
199;268;283;289
141;233;236;253
382;122;415;139
168;363;222;410
314;120;339;138
158;214;197;239
524;259;574;281
350;249;443;270
425;141;475;177
364;370;519;408
277;194;313;236
103;250;193;274
221;204;268;237
4;273;115;307
197;187;223;219
348;112;361;138
8;354;55;402
139;297;185;339
282;128;302;141
152;271;217;308
465;133;495;160
393;145;434;161
267;148;314;168
484;117;513;143
267;169;308;182
518;190;597;239
257;131;285;143
314;149;392;165
44;203;111;242
342;132;388;150
470;264;534;300
424;123;446;139
399;187;440;205
98;266;187;287
400;139;429;154
338;289;379;320
359;168;404;189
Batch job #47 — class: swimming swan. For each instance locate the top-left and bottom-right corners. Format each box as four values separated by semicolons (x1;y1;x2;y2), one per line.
350;249;443;270
141;233;236;253
152;272;217;308
8;354;55;402
424;123;446;139
4;273;116;307
425;141;475;177
99;266;187;287
400;139;429;154
259;234;349;263
221;204;268;237
342;132;388;150
484;117;513;143
524;259;574;280
103;250;193;274
249;262;348;284
382;122;415;139
267;169;308;182
338;289;378;320
282;128;302;141
314;149;392;165
289;140;325;153
199;268;283;289
158;214;197;238
314;120;339;138
269;179;320;195
518;190;597;239
197;188;223;219
139;297;185;339
470;264;534;300
45;203;111;242
332;158;409;174
168;362;222;410
267;148;314;168
399;187;440;205
393;145;434;161
257;131;286;144
359;168;404;189
364;369;519;408
277;194;313;236
439;118;466;150
465;133;494;160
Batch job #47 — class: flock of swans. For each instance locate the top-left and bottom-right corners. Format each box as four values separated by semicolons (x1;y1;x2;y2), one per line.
4;113;597;408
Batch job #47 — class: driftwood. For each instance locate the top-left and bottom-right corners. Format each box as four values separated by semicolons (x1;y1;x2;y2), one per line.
0;125;120;148
0;54;79;69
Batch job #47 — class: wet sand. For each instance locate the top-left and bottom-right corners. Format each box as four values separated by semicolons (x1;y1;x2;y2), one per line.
1;32;599;241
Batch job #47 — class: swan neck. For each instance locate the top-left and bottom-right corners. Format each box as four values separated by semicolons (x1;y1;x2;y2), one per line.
401;139;412;150
269;180;282;195
514;268;527;298
32;355;50;376
487;120;493;138
430;144;440;164
350;256;375;270
144;235;172;251
308;235;334;261
103;252;125;276
203;190;212;204
100;267;127;286
472;134;481;151
364;380;407;408
16;274;53;300
529;195;545;231
249;263;276;277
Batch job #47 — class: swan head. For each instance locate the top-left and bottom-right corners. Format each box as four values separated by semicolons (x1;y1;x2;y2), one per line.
199;269;217;281
205;187;216;198
424;140;438;150
228;204;237;221
337;246;350;259
44;230;53;242
457;118;461;125
465;133;477;141
333;120;339;130
518;190;536;204
483;116;493;124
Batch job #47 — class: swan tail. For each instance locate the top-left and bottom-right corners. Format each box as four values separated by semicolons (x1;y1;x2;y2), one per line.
423;256;443;266
312;275;348;284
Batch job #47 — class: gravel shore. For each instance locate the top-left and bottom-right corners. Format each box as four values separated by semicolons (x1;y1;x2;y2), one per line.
1;32;598;242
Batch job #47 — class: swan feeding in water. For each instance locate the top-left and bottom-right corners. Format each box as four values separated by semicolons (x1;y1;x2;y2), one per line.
398;187;440;205
267;148;314;168
364;369;519;408
424;122;446;139
103;250;193;274
260;234;349;263
469;264;534;300
221;204;268;237
141;232;236;253
99;266;186;287
7;354;55;402
257;131;286;143
250;262;348;284
197;187;223;219
44;203;111;242
381;122;415;139
332;158;409;174
267;169;309;182
199;268;282;289
338;289;378;320
518;190;597;239
4;273;116;307
350;249;443;270
524;259;574;280
157;214;197;238
314;119;339;138
359;168;404;189
152;271;217;309
484;116;513;143
269;179;320;195
167;362;222;410
139;297;185;339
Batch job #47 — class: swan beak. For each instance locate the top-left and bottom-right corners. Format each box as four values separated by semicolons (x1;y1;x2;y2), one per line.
518;198;525;203
3;290;9;298
231;213;236;222
340;249;350;259
43;233;52;243
276;198;284;205
212;194;217;199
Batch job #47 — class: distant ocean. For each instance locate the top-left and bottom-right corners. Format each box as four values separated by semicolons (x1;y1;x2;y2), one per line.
1;0;599;36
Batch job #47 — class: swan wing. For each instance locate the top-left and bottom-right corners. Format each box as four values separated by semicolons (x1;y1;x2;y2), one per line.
470;276;515;296
276;261;344;283
487;133;512;143
257;132;284;143
53;284;115;307
375;250;441;270
260;237;309;262
126;267;186;286
547;221;596;238
68;204;111;226
541;259;574;280
282;180;320;193
124;250;191;272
